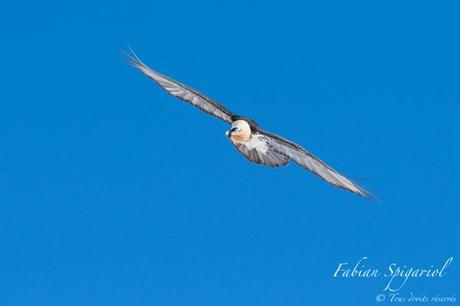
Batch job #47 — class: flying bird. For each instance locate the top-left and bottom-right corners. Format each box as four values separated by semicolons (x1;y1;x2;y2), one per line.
125;50;371;199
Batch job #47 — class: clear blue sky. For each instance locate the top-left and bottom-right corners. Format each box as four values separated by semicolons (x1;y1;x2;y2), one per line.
1;0;459;305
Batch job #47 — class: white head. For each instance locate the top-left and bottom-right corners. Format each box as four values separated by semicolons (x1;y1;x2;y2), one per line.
226;120;252;142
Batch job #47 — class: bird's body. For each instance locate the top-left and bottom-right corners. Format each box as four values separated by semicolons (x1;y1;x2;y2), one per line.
125;50;372;199
227;119;289;168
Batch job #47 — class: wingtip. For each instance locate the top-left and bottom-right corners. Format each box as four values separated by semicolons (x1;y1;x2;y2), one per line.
121;44;144;68
357;187;380;203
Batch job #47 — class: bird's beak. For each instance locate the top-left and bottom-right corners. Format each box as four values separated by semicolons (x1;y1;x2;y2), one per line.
226;127;237;138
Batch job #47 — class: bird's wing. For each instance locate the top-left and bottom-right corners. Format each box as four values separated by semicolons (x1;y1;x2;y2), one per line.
125;49;234;123
261;130;372;198
231;133;289;168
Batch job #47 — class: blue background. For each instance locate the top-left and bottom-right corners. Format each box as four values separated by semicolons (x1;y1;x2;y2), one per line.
1;0;459;305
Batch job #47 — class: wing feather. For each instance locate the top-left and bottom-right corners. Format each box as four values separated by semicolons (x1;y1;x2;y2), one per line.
231;134;289;168
261;130;372;198
125;49;233;123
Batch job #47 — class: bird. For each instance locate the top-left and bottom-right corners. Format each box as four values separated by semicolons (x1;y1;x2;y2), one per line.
125;49;372;199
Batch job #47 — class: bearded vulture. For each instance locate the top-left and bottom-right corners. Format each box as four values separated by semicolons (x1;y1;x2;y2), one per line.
125;49;372;199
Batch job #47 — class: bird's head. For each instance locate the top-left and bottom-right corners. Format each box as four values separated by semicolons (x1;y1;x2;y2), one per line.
226;120;252;142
